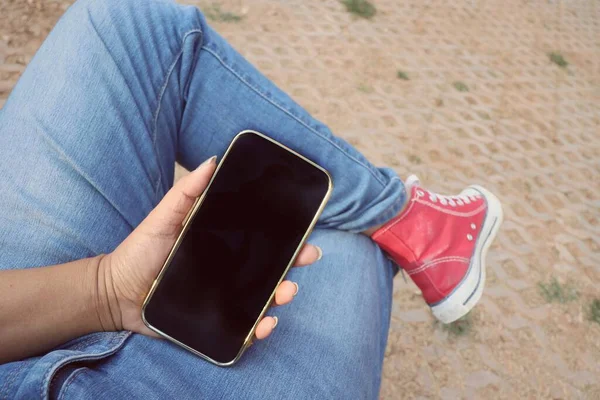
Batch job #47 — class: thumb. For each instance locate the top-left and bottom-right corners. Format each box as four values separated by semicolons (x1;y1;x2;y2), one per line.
139;156;217;239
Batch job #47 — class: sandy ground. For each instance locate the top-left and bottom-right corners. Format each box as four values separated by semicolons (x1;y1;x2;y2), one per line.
1;0;599;398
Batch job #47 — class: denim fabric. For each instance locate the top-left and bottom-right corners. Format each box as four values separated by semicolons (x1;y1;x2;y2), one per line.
0;0;404;398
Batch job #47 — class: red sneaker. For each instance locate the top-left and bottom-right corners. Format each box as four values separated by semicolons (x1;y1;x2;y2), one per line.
372;176;503;323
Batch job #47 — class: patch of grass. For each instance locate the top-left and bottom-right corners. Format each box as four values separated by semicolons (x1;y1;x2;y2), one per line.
477;111;491;120
453;81;469;92
341;0;377;19
442;314;472;336
589;299;600;325
205;4;243;22
538;277;578;303
435;98;444;107
408;154;422;165
549;52;568;68
357;83;374;93
397;70;410;81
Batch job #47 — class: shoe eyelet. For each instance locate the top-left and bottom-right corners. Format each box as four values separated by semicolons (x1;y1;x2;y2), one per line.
416;190;424;197
467;234;473;241
470;223;476;229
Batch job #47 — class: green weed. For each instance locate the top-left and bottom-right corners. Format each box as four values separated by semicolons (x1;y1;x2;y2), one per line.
588;299;600;325
357;83;374;93
341;0;377;19
408;154;422;165
453;81;469;92
205;4;243;22
442;314;472;336
538;277;578;303
549;52;568;68
397;70;410;81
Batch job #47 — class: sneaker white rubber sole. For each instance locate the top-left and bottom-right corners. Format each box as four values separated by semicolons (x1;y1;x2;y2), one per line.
430;185;504;324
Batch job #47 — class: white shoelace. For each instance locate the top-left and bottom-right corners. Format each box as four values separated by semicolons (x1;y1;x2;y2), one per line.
407;174;481;208
426;193;480;207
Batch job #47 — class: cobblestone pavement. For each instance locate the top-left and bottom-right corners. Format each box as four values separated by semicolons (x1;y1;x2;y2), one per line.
1;0;599;398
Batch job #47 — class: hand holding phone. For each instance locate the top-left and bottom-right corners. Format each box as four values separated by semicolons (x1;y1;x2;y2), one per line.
99;131;331;366
142;131;331;365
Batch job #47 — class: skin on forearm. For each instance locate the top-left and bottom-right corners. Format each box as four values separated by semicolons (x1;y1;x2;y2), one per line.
0;255;119;364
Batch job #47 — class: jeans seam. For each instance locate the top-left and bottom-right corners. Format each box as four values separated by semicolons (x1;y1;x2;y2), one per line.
40;331;130;400
199;45;389;189
152;28;203;200
67;335;98;351
57;368;88;400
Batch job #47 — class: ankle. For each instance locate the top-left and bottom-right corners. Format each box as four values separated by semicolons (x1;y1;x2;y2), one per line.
363;199;409;236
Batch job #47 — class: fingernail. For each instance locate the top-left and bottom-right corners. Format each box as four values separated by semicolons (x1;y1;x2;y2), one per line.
272;316;279;330
292;282;299;296
315;246;323;261
197;156;217;169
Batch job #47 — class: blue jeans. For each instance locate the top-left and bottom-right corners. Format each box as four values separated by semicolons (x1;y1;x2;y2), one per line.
0;0;405;398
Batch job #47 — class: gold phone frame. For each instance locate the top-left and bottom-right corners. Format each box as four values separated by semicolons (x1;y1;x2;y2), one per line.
141;129;333;367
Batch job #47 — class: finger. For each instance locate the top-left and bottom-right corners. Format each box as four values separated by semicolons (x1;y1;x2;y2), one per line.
274;280;298;306
140;156;217;238
294;244;322;266
255;316;278;340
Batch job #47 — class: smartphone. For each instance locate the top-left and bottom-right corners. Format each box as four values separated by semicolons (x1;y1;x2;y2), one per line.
141;130;332;366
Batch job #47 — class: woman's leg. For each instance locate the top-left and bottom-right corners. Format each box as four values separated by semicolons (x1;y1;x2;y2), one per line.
0;0;403;269
174;16;406;233
0;0;396;397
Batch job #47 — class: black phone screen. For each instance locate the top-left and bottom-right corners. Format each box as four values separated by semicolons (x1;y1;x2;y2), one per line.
143;131;331;364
